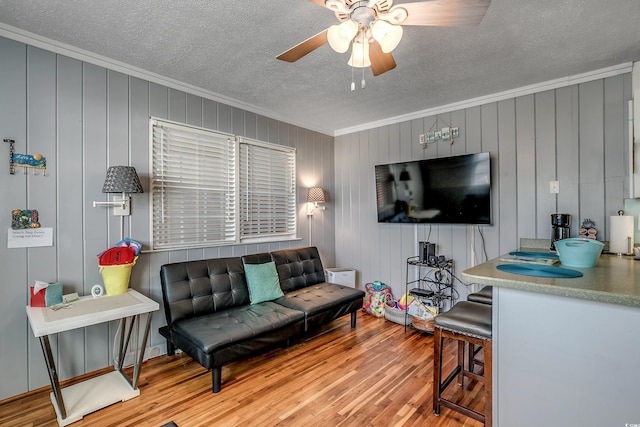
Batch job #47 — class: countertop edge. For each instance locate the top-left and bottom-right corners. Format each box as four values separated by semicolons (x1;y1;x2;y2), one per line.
461;267;640;309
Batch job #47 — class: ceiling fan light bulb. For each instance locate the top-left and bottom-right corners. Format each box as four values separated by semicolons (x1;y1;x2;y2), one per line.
327;20;358;53
371;19;403;53
347;39;371;68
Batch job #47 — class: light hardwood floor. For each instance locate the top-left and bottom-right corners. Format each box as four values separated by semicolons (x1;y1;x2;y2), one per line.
0;311;485;427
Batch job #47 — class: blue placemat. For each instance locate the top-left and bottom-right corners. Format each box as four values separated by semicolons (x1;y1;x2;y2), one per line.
509;251;559;260
497;263;583;278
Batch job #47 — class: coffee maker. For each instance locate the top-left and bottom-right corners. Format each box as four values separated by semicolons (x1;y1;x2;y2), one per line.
550;213;570;251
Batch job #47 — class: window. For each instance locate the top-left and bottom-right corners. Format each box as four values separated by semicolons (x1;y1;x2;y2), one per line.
150;118;296;250
238;138;296;242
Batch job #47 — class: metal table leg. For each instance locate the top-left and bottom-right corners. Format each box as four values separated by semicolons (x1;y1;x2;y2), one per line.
115;312;153;389
132;312;153;389
39;335;67;420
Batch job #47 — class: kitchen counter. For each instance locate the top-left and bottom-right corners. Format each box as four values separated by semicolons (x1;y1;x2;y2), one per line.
461;250;640;427
462;252;640;307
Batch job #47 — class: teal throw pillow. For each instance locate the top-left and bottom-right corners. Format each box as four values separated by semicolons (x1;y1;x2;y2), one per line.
244;261;284;304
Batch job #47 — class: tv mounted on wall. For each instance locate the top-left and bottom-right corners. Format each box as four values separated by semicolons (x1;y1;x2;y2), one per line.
374;152;491;225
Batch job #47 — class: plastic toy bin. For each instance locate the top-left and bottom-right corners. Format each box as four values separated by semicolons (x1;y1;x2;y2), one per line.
99;258;137;295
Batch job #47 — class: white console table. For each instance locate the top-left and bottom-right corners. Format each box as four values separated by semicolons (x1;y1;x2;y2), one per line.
26;289;159;426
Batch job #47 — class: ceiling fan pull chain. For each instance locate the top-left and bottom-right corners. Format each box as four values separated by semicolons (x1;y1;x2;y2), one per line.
360;38;366;89
351;65;356;91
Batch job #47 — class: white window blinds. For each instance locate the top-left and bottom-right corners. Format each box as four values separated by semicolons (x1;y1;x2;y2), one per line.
238;138;297;242
151;119;236;250
150;119;297;250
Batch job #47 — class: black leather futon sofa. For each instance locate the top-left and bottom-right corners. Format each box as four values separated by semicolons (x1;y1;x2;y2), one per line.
159;246;365;392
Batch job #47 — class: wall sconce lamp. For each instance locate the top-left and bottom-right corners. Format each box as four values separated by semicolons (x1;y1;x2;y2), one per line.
92;166;144;216
307;187;327;216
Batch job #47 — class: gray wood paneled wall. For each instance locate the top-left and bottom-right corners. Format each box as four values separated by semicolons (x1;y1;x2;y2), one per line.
334;73;632;303
0;36;335;400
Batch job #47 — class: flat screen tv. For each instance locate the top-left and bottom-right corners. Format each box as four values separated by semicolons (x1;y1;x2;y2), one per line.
374;152;491;224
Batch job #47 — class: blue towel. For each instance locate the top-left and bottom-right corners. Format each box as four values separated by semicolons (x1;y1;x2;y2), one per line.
496;263;583;278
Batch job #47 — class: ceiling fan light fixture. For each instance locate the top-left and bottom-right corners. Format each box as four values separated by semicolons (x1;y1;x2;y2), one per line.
277;0;490;78
327;20;358;53
347;38;371;68
371;19;403;53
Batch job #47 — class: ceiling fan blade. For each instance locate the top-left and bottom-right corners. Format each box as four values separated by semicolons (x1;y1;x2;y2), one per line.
307;0;327;6
276;29;329;62
400;0;491;26
369;40;396;76
310;0;352;14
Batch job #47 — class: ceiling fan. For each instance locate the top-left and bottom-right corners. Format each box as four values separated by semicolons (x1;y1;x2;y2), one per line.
277;0;491;76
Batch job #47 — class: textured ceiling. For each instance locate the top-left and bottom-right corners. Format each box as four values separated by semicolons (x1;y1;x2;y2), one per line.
1;0;639;135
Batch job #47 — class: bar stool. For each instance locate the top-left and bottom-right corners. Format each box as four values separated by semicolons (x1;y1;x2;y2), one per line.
433;301;492;426
466;286;492;371
467;285;493;305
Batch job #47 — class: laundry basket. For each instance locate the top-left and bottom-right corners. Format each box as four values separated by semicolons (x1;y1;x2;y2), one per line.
384;305;410;325
100;257;137;295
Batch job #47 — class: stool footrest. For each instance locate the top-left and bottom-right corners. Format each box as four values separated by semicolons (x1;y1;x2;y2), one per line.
439;399;485;423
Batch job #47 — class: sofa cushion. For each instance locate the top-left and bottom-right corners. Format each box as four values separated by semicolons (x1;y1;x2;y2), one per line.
244;261;284;304
160;257;250;325
270;247;326;292
241;252;273;265
275;282;364;316
171;301;304;354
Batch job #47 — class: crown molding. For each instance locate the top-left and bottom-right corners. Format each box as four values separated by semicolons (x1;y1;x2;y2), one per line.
0;23;633;138
334;62;634;136
0;23;334;137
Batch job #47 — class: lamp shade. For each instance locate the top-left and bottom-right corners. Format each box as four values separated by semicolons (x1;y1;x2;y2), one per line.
348;38;371;68
327;20;358;53
102;166;143;193
307;187;327;203
399;170;411;181
371;20;403;53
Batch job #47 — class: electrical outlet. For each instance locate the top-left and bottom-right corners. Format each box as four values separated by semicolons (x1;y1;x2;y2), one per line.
550;181;559;194
452;127;459;138
419;134;426;144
